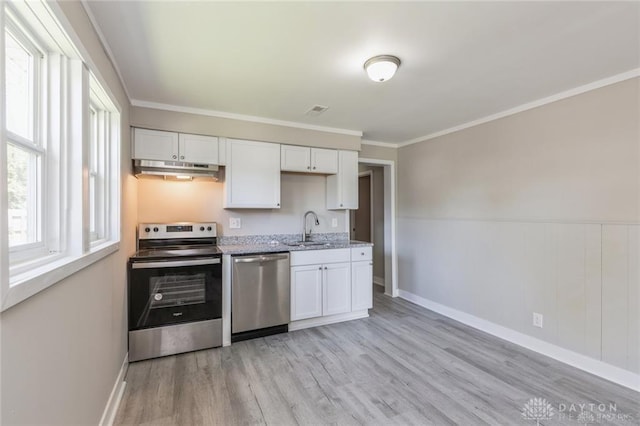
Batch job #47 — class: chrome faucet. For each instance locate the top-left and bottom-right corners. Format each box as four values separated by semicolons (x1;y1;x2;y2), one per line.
302;211;320;242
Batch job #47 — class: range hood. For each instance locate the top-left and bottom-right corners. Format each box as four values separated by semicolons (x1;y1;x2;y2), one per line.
133;159;219;180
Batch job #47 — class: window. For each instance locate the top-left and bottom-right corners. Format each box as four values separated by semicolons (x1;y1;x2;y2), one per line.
88;80;116;244
5;19;44;255
1;1;121;310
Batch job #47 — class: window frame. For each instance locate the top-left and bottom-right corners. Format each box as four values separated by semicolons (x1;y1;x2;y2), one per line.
88;91;112;246
5;13;48;262
1;0;122;312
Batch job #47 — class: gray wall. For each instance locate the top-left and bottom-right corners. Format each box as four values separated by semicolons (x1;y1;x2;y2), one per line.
131;106;361;151
0;2;136;424
360;143;398;162
397;77;639;373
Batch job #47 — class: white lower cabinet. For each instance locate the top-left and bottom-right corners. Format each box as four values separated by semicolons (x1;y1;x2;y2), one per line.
351;246;373;311
322;262;352;316
291;265;323;321
291;261;351;320
351;260;373;311
290;248;372;325
290;249;351;321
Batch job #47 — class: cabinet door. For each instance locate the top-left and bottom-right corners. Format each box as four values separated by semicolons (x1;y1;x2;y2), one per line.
326;150;358;209
281;145;311;172
311;148;338;174
178;133;218;164
291;265;323;321
351;260;373;311
224;139;281;208
322;262;351;316
133;128;179;161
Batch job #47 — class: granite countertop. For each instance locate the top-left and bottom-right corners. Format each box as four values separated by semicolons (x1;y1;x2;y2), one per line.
219;240;373;255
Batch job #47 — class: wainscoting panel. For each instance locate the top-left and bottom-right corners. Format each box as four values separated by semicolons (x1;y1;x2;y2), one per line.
398;218;638;374
602;225;630;370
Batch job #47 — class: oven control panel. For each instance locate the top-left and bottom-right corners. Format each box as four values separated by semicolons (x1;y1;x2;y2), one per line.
138;222;217;239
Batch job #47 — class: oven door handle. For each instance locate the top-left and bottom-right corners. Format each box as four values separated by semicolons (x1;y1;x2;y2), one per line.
131;258;221;269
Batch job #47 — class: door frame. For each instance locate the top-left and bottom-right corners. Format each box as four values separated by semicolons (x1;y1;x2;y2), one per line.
357;158;398;298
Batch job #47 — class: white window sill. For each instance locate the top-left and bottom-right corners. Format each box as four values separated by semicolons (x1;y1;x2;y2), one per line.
2;240;120;312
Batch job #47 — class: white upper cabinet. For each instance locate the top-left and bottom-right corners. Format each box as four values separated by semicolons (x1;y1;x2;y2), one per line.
218;137;227;166
224;139;281;209
311;148;338;174
326;150;358;209
281;145;311;172
133;128;219;164
133;128;179;161
178;133;219;164
280;145;338;174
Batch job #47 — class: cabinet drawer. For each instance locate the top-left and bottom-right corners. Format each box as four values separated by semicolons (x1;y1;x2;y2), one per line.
290;248;350;266
351;246;372;261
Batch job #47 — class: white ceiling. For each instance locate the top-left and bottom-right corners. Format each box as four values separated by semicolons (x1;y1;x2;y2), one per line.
85;1;639;144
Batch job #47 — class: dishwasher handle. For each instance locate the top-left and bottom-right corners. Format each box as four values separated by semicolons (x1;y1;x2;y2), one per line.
233;253;289;264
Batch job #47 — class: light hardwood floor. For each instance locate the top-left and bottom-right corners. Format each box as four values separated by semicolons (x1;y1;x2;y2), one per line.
115;287;639;425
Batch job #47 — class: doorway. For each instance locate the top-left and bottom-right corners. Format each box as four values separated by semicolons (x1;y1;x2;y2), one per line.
351;172;372;242
351;159;397;298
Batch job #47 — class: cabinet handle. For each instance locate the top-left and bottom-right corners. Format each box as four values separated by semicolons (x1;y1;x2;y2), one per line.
313;166;316;170
318;267;322;270
324;266;328;270
307;166;310;170
172;155;177;159
361;252;365;256
180;155;184;160
277;203;280;206
370;262;373;265
340;203;343;207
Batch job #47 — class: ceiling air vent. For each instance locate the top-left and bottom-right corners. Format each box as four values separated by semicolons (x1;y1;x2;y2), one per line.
305;105;329;116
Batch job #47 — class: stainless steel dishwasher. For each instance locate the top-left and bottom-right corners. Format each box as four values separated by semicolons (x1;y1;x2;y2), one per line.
231;252;290;342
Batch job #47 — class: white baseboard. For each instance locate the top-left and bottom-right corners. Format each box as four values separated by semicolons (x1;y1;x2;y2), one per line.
373;276;385;287
397;290;640;392
99;353;128;426
289;310;369;331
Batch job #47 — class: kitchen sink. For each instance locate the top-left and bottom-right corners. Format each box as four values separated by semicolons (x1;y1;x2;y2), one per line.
284;241;331;247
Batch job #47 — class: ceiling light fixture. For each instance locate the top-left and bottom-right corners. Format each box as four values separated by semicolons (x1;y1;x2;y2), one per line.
364;55;401;82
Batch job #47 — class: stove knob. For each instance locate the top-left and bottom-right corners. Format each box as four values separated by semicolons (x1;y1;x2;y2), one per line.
144;227;150;233
153;227;159;232
207;226;212;231
200;226;205;231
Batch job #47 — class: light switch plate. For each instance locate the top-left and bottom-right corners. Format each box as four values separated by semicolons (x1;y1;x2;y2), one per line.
331;218;338;228
229;217;241;229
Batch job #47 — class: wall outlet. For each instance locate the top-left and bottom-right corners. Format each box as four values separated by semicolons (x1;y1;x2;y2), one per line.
533;312;544;328
229;217;241;229
331;218;338;228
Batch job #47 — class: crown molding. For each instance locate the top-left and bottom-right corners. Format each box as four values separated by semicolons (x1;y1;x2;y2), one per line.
361;139;399;148
80;0;132;101
130;99;364;137
398;68;640;148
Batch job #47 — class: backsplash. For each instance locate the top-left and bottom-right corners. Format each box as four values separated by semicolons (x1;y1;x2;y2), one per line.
136;173;348;235
218;232;349;245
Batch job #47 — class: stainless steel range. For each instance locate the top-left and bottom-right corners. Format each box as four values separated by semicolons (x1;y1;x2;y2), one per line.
128;222;222;362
